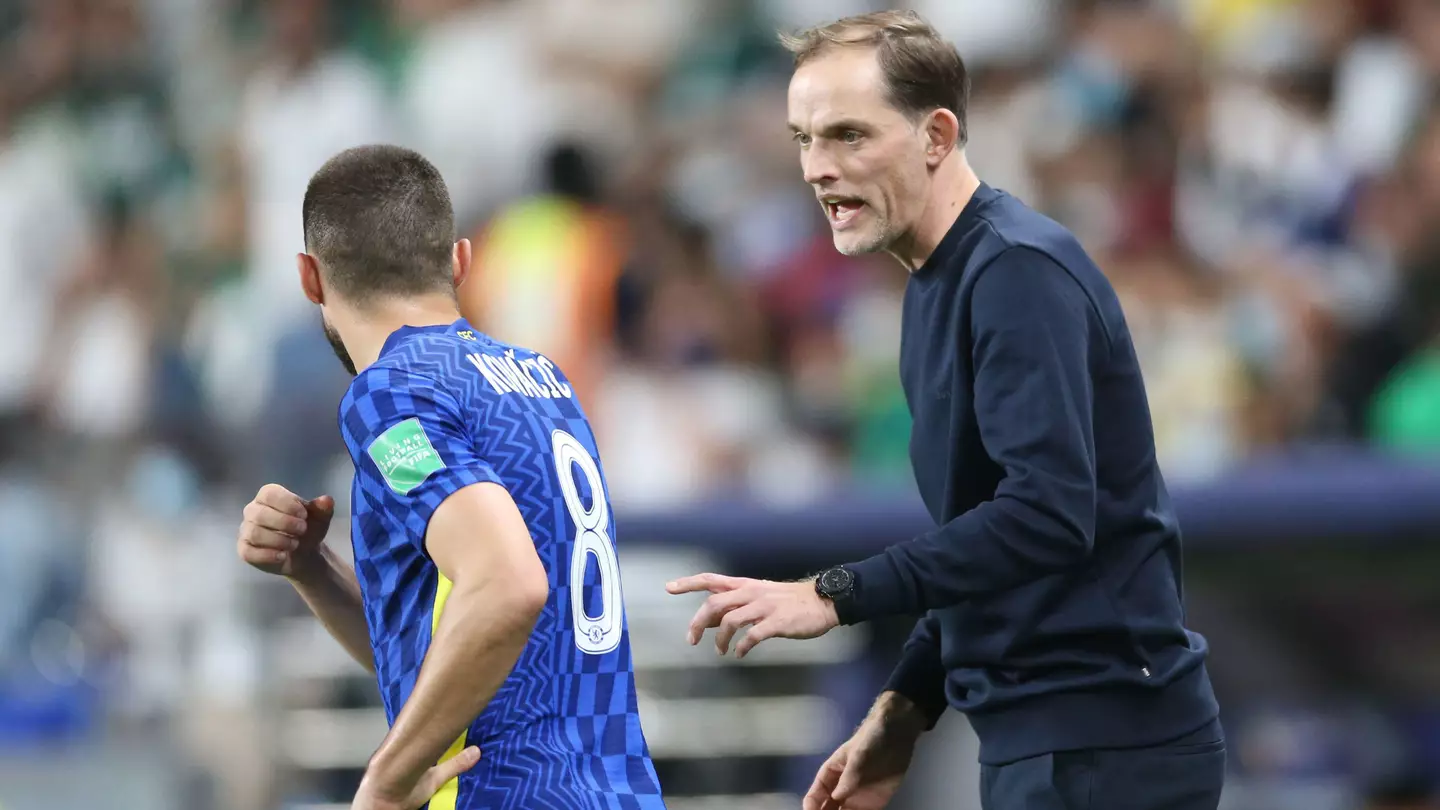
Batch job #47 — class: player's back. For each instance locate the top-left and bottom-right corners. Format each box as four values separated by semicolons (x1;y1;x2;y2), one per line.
338;319;664;809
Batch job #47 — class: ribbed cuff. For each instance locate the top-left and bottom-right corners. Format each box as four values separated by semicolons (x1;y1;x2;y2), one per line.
844;550;917;623
882;646;948;729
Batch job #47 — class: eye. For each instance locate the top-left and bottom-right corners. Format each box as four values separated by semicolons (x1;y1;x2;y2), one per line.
792;132;812;147
842;130;863;144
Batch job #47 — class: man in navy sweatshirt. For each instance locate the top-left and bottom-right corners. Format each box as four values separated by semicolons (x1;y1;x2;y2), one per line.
666;10;1224;810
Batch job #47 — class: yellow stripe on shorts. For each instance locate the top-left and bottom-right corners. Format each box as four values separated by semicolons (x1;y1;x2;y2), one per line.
428;572;468;810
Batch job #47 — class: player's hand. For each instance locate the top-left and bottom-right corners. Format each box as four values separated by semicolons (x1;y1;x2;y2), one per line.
803;707;922;810
666;574;839;658
237;484;335;580
351;746;481;810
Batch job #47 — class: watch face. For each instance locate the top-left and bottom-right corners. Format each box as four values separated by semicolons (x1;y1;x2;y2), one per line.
819;567;853;596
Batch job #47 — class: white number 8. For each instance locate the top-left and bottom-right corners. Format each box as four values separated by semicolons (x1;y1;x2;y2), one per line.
551;429;624;655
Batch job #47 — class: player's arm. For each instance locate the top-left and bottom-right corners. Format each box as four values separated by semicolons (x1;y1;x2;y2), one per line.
288;543;375;672
359;481;547;797
338;365;543;802
839;247;1101;621
238;487;375;672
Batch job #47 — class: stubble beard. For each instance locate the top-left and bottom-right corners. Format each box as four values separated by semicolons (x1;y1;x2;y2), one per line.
322;314;357;377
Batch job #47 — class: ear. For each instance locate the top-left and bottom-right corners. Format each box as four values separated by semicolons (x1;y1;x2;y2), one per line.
452;238;473;289
297;253;324;305
923;109;961;169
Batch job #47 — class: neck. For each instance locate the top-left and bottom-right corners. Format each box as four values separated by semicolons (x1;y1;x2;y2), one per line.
887;153;982;272
336;294;461;373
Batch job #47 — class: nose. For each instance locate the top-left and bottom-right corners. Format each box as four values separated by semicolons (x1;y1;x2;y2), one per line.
801;144;838;187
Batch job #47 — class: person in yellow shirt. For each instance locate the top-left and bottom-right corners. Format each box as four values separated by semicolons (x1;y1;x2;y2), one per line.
459;143;624;409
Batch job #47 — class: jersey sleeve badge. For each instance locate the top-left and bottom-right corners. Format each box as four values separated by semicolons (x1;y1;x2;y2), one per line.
368;417;447;494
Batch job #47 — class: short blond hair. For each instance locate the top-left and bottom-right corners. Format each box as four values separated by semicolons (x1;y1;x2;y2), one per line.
779;10;970;143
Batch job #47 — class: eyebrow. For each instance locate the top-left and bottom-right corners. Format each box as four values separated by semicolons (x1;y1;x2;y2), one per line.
788;119;870;136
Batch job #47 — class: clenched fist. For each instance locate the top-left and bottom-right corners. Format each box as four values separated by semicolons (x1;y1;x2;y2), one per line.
237;483;335;580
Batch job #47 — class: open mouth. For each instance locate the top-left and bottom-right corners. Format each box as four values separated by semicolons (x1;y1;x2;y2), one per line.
822;197;866;229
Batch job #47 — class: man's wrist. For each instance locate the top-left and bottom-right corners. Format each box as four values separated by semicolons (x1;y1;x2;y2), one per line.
283;545;334;586
361;745;421;800
871;691;933;737
813;565;861;625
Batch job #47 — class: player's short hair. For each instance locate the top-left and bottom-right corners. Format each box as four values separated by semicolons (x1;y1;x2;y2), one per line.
779;10;970;145
302;145;456;304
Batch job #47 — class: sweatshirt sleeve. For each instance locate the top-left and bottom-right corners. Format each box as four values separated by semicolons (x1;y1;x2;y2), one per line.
840;247;1101;622
880;613;949;728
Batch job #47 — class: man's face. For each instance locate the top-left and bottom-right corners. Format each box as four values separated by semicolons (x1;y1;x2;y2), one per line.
321;311;357;376
788;46;932;256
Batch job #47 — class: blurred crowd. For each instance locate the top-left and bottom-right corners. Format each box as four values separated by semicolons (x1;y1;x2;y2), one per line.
4;0;1440;805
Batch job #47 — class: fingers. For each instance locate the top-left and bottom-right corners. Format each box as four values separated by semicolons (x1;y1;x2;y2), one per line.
734;617;779;659
802;784;828;810
803;770;837;810
686;589;752;646
307;494;336;519
803;750;845;810
238;485;318;570
242;500;308;538
237;521;297;563
832;760;862;803
666;573;745;595
238;543;289;567
714;602;766;655
255;483;306;518
418;746;480;799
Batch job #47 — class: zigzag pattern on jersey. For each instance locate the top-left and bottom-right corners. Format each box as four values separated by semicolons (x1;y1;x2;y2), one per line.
465;394;559;739
341;324;664;807
466;731;596;810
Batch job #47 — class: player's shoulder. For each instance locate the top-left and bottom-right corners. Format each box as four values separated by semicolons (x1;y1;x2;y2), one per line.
343;352;449;410
381;325;487;380
339;325;479;430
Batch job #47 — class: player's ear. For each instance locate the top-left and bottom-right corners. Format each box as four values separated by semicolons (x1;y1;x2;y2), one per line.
923;109;960;169
297;253;324;305
452;238;473;289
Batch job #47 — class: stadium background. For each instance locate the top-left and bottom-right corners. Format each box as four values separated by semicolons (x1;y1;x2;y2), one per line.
2;0;1440;808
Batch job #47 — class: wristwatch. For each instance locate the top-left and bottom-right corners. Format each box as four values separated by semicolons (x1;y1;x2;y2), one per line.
814;565;859;625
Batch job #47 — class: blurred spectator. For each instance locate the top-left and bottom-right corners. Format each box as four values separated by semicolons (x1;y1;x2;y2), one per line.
535;0;698;162
239;0;391;319
1110;247;1250;480
227;0;391;424
1323;105;1440;439
36;193;163;442
1367;334;1440;450
461;141;626;408
69;0;185;208
392;0;556;227
0;79;93;421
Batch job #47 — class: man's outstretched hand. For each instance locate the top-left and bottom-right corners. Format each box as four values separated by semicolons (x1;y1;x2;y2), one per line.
666;573;839;658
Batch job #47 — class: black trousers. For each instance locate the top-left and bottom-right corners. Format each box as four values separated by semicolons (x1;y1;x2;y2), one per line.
979;720;1226;810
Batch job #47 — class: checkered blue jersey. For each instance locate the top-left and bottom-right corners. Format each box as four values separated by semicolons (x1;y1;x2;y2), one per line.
337;319;665;810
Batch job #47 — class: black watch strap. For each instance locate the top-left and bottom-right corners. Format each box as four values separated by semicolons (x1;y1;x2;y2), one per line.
815;566;861;625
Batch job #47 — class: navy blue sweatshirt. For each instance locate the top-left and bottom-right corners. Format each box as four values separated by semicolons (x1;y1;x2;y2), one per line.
841;183;1219;765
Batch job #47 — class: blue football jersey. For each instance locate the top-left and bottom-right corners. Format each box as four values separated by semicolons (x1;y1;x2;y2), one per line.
337;319;665;810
